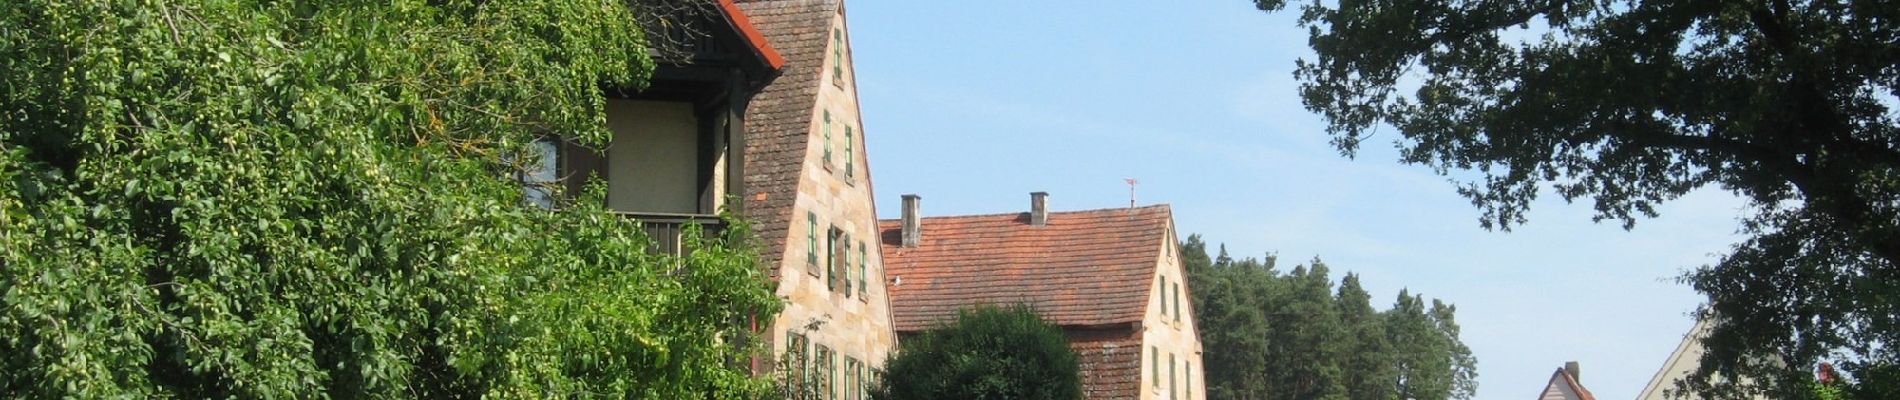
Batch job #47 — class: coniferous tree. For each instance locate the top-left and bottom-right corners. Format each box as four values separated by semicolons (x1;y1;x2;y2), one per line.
1339;274;1397;400
1430;300;1479;400
1387;291;1454;400
1184;238;1472;400
1264;262;1347;400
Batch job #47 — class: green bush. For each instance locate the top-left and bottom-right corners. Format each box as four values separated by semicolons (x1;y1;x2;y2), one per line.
871;304;1081;400
0;0;779;398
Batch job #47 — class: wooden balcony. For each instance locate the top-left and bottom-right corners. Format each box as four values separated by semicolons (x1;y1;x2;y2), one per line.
615;211;726;256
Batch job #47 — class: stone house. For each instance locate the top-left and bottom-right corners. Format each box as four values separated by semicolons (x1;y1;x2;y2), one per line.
734;1;896;399
879;194;1207;400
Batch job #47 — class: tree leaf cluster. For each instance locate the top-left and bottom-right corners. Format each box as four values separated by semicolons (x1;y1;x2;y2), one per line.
0;0;779;398
1250;0;1900;395
1183;235;1476;400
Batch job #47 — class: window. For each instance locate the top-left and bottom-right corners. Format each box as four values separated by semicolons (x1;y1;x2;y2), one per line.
817;345;834;400
787;332;810;393
831;28;844;84
1151;346;1160;389
519;139;561;208
807;213;820;276
1174;282;1182;322
842;233;852;296
1160;276;1169;316
857;242;868;299
829;228;847;293
845;357;861;400
1170;353;1177;400
844;125;855;179
1186;363;1193;400
823;111;833;165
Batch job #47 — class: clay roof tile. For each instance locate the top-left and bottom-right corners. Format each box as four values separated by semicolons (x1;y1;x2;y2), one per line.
880;205;1174;332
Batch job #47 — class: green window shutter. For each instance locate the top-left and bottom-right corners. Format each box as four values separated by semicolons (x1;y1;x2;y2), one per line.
832;29;844;82
844;126;854;178
1170;353;1177;400
1152;346;1159;388
841;232;852;296
827;229;838;292
823;111;832;164
857;242;867;298
1174;282;1182;322
807;213;818;273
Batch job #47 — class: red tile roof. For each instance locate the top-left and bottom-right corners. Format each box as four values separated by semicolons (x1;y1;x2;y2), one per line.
717;0;785;70
879;205;1173;332
734;0;839;278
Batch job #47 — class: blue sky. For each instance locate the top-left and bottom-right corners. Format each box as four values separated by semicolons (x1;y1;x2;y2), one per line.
844;1;1747;399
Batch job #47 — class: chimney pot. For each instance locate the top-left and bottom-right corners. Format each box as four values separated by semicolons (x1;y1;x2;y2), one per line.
1030;192;1049;226
1565;361;1581;382
901;194;921;247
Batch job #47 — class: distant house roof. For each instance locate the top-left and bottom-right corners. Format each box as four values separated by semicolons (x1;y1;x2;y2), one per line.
735;0;841;277
878;205;1173;332
1540;367;1598;400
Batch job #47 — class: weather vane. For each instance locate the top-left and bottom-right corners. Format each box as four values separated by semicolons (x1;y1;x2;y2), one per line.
1125;178;1138;208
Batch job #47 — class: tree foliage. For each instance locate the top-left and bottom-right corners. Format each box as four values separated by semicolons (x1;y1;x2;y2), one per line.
1182;235;1474;400
1250;0;1899;395
0;0;780;397
870;304;1081;400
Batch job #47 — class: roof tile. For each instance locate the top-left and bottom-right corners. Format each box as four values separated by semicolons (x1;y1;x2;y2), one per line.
734;0;839;278
880;205;1173;331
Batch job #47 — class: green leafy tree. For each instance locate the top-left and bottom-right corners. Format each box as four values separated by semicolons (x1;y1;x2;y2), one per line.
0;0;779;398
1250;0;1899;395
1254;0;1892;394
870;304;1081;400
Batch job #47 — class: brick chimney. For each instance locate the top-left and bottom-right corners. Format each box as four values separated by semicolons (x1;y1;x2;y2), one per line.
1030;192;1049;226
1565;361;1581;382
901;194;921;247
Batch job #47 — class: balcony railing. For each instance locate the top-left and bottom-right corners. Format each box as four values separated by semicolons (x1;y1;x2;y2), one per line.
615;211;726;256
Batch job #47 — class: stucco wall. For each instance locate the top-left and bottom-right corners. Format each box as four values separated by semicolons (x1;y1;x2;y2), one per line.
605;99;700;213
1140;226;1206;400
767;7;897;399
